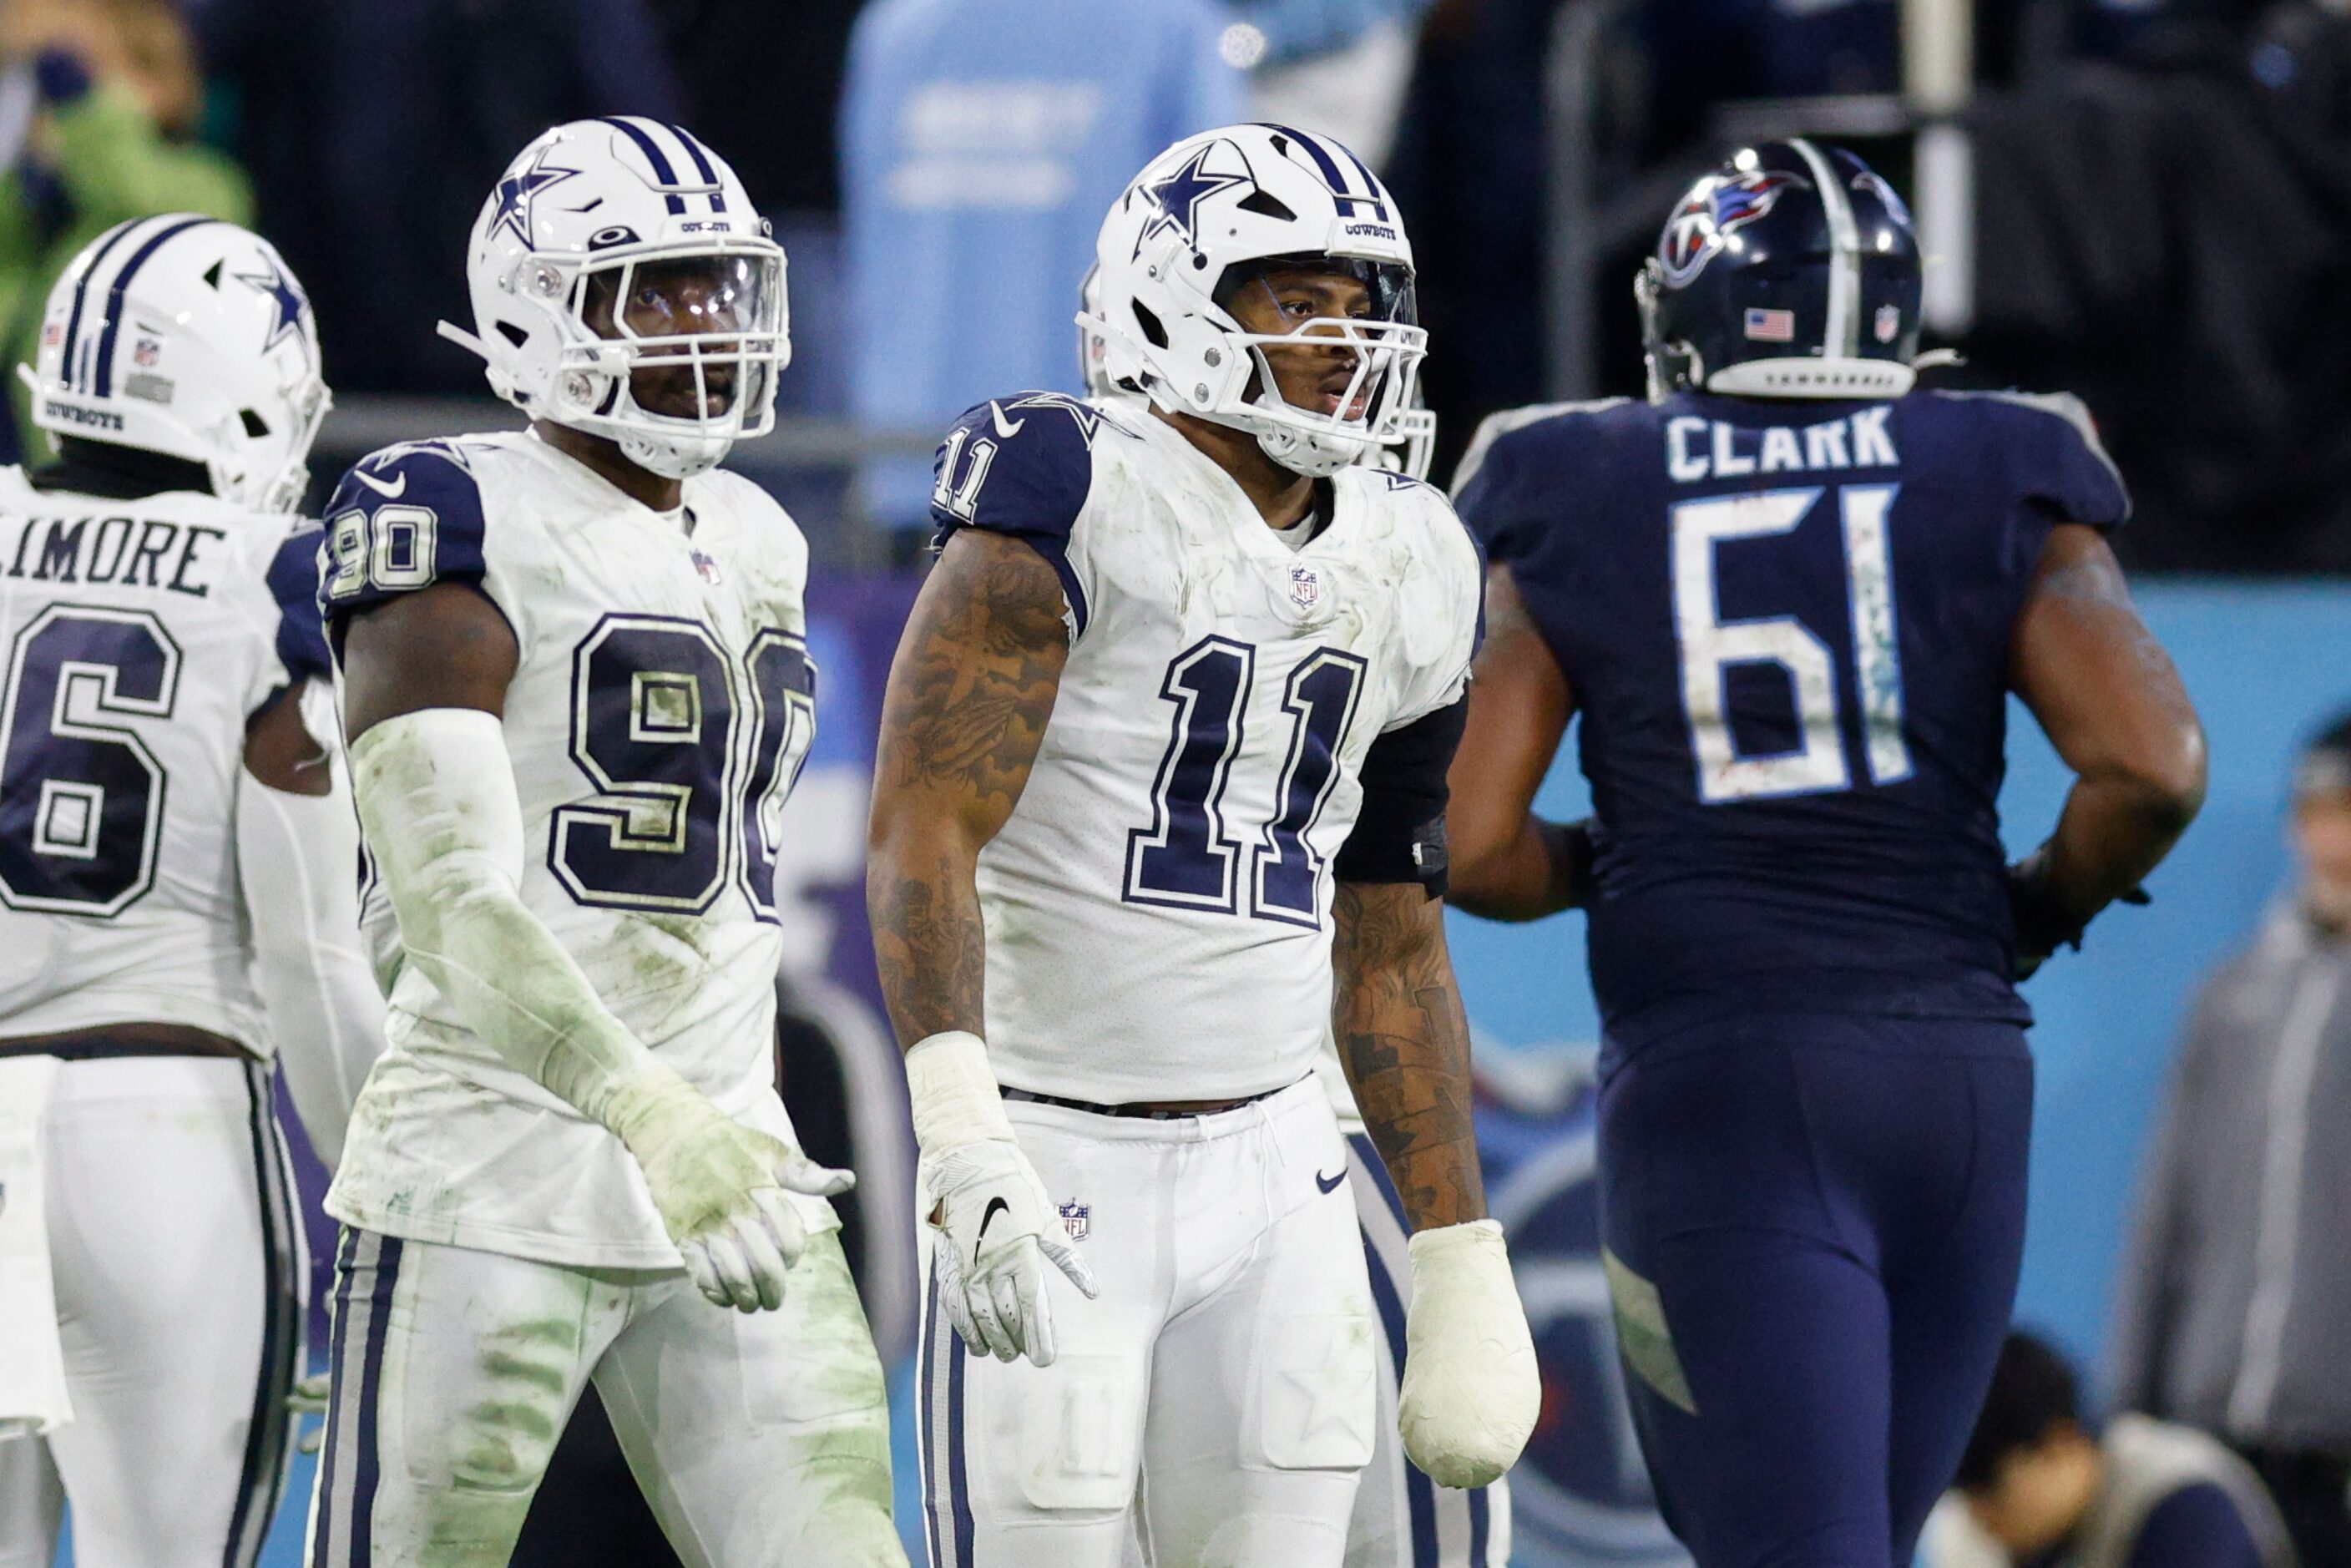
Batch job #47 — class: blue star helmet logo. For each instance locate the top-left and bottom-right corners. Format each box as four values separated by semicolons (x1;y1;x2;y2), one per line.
1135;143;1251;256
488;144;580;250
231;259;310;352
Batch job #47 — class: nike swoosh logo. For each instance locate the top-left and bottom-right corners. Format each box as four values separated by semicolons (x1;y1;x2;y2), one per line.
1316;1168;1346;1195
988;401;1024;440
354;468;407;499
974;1196;1010;1265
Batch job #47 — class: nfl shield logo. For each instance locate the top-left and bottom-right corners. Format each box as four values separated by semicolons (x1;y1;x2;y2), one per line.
1874;304;1902;344
1059;1201;1090;1242
690;549;724;586
1287;564;1321;612
134;336;161;367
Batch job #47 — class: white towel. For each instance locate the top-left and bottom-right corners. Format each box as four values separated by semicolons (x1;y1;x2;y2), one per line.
0;1055;70;1436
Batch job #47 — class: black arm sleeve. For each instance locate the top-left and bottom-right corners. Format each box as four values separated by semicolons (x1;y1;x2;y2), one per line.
1334;695;1469;896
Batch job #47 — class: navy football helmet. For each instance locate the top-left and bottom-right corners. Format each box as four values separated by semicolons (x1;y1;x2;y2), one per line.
1637;139;1922;402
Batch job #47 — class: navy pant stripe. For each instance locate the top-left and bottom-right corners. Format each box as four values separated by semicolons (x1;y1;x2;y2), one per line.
947;1318;974;1568
221;1061;297;1568
1363;1227;1441;1568
1467;1486;1491;1567
921;1267;948;1568
310;1228;357;1564
349;1235;402;1568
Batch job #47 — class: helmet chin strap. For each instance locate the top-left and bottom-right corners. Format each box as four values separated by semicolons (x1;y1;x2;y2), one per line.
618;427;731;480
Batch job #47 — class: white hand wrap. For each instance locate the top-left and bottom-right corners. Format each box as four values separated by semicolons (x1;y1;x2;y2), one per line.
906;1031;1097;1364
348;708;849;1312
1400;1217;1540;1489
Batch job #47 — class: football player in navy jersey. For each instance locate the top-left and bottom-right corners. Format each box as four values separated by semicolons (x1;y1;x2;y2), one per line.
1443;140;2207;1568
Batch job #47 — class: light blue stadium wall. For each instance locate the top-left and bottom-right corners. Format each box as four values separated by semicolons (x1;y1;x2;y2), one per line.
1449;580;2351;1388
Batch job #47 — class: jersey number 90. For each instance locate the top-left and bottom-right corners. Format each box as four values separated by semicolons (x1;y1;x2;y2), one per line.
550;614;814;921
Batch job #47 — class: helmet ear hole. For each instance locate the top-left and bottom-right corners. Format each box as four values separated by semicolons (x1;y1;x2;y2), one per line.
496;321;530;350
1131;301;1169;350
240;409;270;438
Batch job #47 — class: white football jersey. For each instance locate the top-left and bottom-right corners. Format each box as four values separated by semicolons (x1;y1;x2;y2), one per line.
318;432;827;1269
933;394;1483;1105
0;469;323;1053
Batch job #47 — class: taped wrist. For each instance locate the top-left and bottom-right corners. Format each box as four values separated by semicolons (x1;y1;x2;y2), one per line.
348;707;656;1125
904;1030;1016;1154
1337;695;1469;896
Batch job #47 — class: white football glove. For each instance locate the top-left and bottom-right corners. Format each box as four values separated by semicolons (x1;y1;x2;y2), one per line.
923;1138;1098;1363
1400;1218;1540;1489
604;1067;854;1313
906;1031;1098;1366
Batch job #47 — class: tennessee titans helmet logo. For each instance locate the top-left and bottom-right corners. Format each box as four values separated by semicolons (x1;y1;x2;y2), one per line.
1657;169;1807;287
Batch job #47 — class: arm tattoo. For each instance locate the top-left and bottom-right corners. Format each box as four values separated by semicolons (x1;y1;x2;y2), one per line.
867;533;1069;1047
1332;882;1487;1230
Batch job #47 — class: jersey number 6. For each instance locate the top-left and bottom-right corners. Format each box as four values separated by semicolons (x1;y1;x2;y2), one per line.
0;605;181;915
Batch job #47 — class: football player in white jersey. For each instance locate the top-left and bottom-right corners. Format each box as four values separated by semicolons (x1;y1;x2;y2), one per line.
1079;267;1510;1568
869;124;1542;1568
0;216;382;1568
306;119;902;1567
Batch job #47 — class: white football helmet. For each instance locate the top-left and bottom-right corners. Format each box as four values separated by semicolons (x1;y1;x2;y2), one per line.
1079;124;1427;478
21;214;329;513
440;117;788;480
1368;392;1437;482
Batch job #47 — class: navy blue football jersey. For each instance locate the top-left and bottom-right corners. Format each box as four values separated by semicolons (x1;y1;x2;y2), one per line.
1454;388;2128;1047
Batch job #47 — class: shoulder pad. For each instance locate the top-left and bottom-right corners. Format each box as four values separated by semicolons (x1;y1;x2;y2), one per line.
266;518;332;682
1451;397;1633;498
1937;389;2131;529
932;393;1101;631
317;440;489;620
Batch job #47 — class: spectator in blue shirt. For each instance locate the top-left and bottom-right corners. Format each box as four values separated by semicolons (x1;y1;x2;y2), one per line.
839;0;1246;530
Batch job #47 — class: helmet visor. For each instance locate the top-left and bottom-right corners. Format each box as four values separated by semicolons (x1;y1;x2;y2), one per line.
574;248;786;427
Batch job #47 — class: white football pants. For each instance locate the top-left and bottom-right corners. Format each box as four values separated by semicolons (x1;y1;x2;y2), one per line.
306;1227;902;1568
919;1077;1378;1568
0;1055;303;1568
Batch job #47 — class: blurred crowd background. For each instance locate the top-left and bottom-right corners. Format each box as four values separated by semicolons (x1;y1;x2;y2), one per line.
3;0;2343;566
16;1;2351;1564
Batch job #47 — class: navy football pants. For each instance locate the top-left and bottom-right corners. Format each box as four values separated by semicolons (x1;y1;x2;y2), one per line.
1595;1014;2032;1568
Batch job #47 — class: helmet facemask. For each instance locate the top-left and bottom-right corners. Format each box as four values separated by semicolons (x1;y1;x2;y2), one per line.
1201;255;1428;478
541;243;788;481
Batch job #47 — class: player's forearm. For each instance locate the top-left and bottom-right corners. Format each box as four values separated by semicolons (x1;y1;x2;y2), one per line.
1332;882;1487;1230
236;761;386;1168
2034;768;2202;921
865;809;991;1049
1450;817;1593;923
347;708;670;1123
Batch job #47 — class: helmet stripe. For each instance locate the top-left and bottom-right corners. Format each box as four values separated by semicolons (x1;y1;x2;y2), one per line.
92;215;219;398
60;219;150;395
666;124;727;215
1788;139;1861;360
598;115;687;215
1256;123;1391;223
